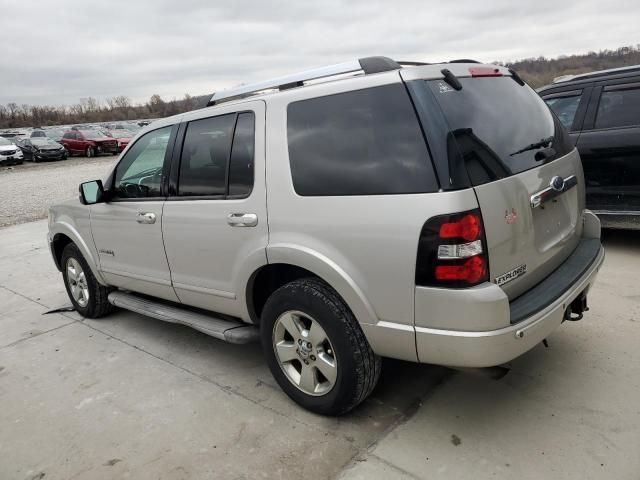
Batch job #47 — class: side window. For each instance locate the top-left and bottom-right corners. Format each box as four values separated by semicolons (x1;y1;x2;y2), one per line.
544;92;582;129
595;85;640;129
228;112;255;198
113;126;172;199
178;114;236;197
63;132;72;139
287;84;437;196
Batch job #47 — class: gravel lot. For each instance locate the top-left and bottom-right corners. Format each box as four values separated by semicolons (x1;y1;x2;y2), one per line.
0;156;116;227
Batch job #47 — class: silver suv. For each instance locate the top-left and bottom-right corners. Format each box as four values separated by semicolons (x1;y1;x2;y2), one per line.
48;57;605;415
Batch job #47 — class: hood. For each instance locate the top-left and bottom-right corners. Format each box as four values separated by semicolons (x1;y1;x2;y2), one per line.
0;144;18;152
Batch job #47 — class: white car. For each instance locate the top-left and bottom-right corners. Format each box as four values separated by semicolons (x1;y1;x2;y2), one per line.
0;137;24;165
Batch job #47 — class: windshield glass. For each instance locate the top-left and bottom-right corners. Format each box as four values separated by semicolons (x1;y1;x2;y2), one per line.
424;77;572;187
81;130;109;140
32;137;58;146
0;137;12;146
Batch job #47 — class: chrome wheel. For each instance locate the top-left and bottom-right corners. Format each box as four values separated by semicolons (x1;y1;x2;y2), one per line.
272;310;337;396
66;257;89;308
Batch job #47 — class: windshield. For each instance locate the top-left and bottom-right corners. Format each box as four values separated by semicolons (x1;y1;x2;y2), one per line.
0;137;13;146
420;76;573;187
81;130;109;140
32;137;58;146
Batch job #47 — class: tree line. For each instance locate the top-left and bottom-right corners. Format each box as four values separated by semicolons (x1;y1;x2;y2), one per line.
502;45;640;89
0;93;210;129
2;45;639;128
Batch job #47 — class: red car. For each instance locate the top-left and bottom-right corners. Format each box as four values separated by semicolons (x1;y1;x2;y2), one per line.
103;129;134;152
60;129;119;157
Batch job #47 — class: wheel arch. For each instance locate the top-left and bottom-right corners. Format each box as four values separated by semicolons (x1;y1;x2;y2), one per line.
246;244;379;327
50;221;107;285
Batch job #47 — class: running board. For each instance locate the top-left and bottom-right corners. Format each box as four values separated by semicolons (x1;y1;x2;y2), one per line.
107;291;259;344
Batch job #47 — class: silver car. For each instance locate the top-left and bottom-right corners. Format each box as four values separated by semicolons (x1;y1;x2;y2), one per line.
48;57;604;415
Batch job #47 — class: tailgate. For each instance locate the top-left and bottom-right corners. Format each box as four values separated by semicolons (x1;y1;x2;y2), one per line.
474;149;585;299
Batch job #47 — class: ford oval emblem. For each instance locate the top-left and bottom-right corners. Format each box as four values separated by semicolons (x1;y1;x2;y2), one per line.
550;176;565;192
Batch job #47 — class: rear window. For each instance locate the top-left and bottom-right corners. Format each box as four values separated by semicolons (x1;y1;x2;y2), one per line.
426;77;573;187
287;84;438;196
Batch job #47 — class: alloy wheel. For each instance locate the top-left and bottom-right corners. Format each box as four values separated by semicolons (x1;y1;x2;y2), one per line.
272;310;338;396
66;257;89;308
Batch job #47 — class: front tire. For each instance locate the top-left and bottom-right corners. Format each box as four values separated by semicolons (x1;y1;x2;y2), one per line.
261;278;381;415
61;243;114;318
85;146;94;158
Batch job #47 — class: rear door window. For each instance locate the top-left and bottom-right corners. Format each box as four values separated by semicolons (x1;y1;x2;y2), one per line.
178;114;236;197
595;84;640;129
543;91;583;129
228;112;255;198
424;77;573;187
287;84;437;196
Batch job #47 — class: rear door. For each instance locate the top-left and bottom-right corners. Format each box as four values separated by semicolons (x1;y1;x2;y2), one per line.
575;78;640;214
405;69;584;299
161;101;268;318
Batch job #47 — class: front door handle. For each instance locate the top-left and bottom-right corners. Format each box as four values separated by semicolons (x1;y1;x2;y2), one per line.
136;212;157;224
227;213;258;227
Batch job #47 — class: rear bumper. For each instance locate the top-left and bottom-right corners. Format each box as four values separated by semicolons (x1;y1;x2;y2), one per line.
412;242;604;367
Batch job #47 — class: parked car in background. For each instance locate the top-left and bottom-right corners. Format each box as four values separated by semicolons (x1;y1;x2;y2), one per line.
19;137;67;162
0;136;24;165
31;130;47;138
60;129;119;157
539;65;640;229
103;129;134;152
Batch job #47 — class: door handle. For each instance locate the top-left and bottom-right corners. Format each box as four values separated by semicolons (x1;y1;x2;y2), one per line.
136;212;157;224
227;213;258;227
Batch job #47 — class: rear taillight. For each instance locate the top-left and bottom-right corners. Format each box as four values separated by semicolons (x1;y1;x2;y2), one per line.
415;209;489;288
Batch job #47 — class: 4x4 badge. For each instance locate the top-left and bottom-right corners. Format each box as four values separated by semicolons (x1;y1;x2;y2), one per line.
504;208;517;224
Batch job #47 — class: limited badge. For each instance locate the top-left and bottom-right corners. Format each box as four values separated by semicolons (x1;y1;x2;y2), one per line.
495;264;527;286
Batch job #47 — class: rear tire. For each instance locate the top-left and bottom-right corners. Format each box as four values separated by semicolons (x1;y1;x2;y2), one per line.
61;243;114;318
260;278;381;415
86;146;94;158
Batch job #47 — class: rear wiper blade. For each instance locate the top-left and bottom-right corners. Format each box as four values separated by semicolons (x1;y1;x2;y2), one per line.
510;136;554;156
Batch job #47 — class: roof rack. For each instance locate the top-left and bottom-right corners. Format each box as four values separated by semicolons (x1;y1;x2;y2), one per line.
208;56;401;106
553;64;640;83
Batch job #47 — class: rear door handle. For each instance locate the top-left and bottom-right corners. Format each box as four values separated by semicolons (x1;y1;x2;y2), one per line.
227;213;258;227
136;212;157;224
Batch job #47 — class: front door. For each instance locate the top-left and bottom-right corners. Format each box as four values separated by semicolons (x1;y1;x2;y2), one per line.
162;102;267;318
90;124;179;302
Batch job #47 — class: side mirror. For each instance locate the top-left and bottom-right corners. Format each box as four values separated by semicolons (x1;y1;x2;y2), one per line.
79;180;105;205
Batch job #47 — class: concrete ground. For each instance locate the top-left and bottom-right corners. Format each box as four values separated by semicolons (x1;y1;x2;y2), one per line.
0;220;638;480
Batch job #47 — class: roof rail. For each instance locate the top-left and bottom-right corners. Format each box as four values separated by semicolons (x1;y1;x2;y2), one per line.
553;64;640;84
208;56;401;106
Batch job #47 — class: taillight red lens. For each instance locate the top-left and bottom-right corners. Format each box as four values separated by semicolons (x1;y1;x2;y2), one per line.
439;214;482;242
435;255;487;284
415;209;489;288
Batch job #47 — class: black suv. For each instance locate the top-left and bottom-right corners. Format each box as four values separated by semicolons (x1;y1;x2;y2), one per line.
538;65;640;229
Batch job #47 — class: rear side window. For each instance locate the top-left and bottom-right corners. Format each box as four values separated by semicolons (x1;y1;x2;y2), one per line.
287;84;437;196
425;77;573;187
178;114;236;197
544;92;582;129
595;85;640;129
228;113;255;198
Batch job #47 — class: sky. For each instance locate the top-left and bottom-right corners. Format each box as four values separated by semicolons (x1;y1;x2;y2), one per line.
1;0;638;106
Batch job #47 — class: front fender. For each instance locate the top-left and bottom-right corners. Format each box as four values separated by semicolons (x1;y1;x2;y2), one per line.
49;216;107;286
266;243;379;326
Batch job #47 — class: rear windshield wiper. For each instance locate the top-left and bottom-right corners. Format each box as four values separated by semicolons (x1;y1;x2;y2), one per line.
510;136;554;156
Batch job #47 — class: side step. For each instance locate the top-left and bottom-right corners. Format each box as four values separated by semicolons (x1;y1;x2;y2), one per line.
107;291;259;344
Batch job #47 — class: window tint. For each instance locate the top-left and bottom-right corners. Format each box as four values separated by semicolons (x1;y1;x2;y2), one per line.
544;94;582;129
595;86;640;129
113;126;172;199
178;114;235;197
424;77;573;187
228;113;255;197
287;84;437;196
